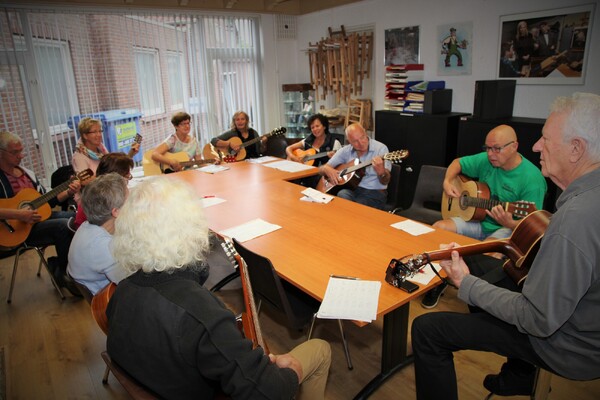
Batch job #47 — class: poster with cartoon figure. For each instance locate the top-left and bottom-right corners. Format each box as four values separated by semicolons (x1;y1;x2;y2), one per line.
437;21;472;76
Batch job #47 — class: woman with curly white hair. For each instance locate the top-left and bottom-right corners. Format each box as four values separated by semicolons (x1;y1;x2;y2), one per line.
106;176;331;399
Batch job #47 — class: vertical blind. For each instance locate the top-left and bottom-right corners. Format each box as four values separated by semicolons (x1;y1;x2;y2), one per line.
0;7;263;182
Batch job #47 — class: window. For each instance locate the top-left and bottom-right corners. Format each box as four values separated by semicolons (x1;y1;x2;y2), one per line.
134;47;164;116
166;51;186;111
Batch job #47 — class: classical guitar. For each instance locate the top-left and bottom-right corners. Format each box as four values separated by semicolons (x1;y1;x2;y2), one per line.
203;127;286;163
292;148;335;166
125;133;143;159
220;236;269;353
441;174;537;222
142;150;218;176
385;209;551;288
0;168;93;248
316;149;409;195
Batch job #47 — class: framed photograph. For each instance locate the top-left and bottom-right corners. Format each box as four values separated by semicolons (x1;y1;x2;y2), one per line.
497;4;594;84
437;21;473;76
385;26;420;65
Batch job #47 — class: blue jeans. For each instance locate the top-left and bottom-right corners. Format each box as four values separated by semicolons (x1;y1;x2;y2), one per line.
337;187;387;210
26;211;74;271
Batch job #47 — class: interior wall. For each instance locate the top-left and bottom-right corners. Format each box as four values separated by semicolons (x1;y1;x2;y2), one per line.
270;0;599;120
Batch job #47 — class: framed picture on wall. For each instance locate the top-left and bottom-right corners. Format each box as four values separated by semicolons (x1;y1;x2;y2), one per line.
437;21;473;76
385;26;420;65
497;3;594;84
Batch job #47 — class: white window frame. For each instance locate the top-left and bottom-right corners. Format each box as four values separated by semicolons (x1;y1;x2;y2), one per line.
166;50;187;111
134;47;165;116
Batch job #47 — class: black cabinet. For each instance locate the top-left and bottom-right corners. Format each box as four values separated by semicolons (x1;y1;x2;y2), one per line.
375;111;468;210
457;116;558;211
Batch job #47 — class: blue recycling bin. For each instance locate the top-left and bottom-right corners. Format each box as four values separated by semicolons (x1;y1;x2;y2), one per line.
67;109;143;162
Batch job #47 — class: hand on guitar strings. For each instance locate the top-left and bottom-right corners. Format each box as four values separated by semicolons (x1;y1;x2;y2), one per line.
486;204;518;230
15;208;42;224
437;242;471;289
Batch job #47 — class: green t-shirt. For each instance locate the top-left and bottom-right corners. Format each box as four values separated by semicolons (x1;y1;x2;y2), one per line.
459;152;547;235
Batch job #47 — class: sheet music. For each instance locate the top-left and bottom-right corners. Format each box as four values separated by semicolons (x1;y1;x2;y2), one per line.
317;277;381;322
218;218;282;243
262;160;316;173
198;164;230;174
391;219;435;236
245;156;279;164
300;187;334;204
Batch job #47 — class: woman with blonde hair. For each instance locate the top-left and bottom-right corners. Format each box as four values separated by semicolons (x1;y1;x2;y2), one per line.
210;110;266;159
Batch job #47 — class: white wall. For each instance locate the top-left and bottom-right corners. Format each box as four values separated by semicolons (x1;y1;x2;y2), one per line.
263;0;600;122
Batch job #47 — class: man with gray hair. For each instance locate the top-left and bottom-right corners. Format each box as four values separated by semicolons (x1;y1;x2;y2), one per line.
67;173;129;295
412;92;600;399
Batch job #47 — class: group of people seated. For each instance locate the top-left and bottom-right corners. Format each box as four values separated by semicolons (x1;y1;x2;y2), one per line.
1;92;599;398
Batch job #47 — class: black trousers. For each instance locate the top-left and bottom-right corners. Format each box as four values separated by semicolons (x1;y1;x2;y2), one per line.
411;255;552;400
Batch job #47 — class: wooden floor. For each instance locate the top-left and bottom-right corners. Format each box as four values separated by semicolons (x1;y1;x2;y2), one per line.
1;249;599;399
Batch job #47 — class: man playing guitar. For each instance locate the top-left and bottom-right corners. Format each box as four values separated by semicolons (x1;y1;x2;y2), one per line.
0;131;81;295
319;122;391;210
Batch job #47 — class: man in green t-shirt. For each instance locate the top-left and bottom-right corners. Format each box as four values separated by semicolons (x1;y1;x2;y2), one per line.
422;124;547;308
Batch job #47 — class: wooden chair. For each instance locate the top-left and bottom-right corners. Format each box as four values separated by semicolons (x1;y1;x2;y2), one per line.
90;283;159;399
2;244;64;303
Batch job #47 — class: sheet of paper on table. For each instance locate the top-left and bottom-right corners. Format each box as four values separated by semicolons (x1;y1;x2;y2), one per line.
317;277;381;323
218;218;282;243
262;160;316;173
391;219;435;236
245;156;279;164
198;164;230;174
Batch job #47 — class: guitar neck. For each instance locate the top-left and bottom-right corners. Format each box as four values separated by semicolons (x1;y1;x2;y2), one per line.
179;159;214;168
424;239;519;264
462;196;505;212
238;257;268;350
30;177;75;210
342;160;372;176
304;151;329;162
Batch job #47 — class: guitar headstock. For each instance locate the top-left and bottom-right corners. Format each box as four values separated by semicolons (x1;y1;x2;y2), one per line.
509;201;537;218
134;133;143;144
267;127;286;138
384;254;427;288
384;149;409;164
220;237;242;270
76;168;94;183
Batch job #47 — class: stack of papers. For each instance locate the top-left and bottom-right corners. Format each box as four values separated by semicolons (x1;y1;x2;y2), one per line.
218;218;282;243
200;196;226;208
300;187;334;204
245;156;279;164
317;277;381;322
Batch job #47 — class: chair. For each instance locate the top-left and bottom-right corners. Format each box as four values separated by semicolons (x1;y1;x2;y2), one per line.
394;165;447;225
50;165;77;211
265;135;288;159
68;272;94;304
2;244;65;303
382;163;402;213
232;238;353;369
485;366;552;400
90;283;160;399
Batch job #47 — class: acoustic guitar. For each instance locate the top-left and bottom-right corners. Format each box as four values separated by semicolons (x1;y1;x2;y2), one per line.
386;209;551;288
441;174;537;222
220;236;269;353
0;168;93;248
316;150;409;195
91;282;117;335
292;148;335;166
142;150;218;176
203;127;286;163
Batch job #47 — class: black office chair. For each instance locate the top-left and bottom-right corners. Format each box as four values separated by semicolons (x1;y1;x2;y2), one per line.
265;136;288;159
382;163;402;213
394;165;447;225
231;238;353;369
51;165;77;211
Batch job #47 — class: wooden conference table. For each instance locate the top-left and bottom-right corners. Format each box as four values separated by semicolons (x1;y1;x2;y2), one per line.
170;159;477;399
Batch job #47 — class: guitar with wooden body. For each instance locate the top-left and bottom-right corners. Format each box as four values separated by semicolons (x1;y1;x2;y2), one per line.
316;150;409;195
220;236;269;353
142;150;218;176
441;174;537;222
0;168;93;248
203;127;286;163
91;282;117;335
292;148;336;166
386;209;551;288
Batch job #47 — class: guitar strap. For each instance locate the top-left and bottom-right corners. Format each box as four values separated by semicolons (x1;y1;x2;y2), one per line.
428;261;458;289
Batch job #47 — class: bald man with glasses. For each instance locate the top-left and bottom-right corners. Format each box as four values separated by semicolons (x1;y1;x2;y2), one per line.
421;124;547;309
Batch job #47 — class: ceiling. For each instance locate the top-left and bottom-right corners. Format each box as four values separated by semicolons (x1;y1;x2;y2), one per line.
16;0;365;15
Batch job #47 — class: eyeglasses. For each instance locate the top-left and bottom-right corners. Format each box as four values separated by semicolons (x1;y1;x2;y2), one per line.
86;130;103;135
179;121;191;126
124;172;133;180
1;148;23;156
482;141;515;153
